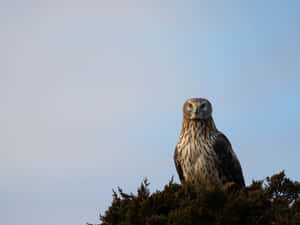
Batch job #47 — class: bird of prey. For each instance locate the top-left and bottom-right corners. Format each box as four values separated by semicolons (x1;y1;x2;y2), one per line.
174;98;245;187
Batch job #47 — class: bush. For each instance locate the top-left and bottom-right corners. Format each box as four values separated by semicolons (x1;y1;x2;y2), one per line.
93;171;300;225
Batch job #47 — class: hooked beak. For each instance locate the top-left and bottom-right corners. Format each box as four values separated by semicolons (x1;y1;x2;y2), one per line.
192;105;199;113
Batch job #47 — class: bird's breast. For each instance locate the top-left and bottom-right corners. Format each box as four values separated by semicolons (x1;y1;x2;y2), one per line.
176;131;219;184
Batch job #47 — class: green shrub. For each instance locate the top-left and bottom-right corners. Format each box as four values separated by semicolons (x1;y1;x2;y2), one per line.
93;171;300;225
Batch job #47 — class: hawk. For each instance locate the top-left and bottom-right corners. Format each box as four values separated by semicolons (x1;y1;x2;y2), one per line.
174;98;245;187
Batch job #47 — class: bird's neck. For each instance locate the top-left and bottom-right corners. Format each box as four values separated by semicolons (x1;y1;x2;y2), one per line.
180;117;217;139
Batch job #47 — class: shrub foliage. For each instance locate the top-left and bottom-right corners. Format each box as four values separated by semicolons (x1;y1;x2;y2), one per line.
97;172;300;225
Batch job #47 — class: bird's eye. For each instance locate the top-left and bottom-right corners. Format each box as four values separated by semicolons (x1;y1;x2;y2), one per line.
200;102;206;109
188;103;193;109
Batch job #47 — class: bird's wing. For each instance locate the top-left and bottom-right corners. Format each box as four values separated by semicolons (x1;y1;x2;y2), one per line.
213;133;245;186
174;146;185;183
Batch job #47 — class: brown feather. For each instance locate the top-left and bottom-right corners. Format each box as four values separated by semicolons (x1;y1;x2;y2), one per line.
212;133;245;186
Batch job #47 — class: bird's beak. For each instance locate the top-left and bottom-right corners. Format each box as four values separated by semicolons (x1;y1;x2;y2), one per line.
192;105;199;113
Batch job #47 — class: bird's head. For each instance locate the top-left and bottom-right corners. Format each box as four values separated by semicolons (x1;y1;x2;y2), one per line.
183;98;212;120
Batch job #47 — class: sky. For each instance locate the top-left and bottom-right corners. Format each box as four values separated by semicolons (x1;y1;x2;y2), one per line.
1;1;300;225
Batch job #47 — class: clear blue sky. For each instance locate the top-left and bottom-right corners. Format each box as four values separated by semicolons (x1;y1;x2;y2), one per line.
1;1;300;225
